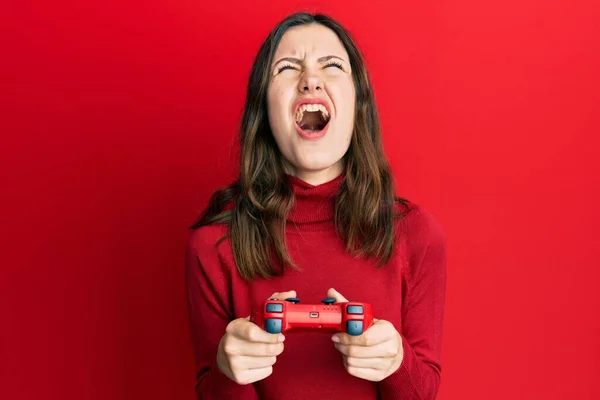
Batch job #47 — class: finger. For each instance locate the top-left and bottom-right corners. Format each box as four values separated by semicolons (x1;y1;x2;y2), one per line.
233;366;274;385
224;336;285;357
233;355;278;369
344;355;393;370
333;320;396;347
269;290;297;300
334;340;399;359
230;319;285;344
327;287;349;303
343;363;385;382
239;342;285;357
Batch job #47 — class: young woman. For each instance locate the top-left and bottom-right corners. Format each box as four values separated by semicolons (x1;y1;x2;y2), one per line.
186;12;446;400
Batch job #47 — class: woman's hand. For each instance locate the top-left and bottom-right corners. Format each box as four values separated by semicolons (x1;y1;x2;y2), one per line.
216;290;296;385
328;288;404;382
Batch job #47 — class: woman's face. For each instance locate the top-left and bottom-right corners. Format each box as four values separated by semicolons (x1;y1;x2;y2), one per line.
267;24;356;185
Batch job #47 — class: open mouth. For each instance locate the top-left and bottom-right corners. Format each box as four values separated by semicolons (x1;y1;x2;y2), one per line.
295;104;331;134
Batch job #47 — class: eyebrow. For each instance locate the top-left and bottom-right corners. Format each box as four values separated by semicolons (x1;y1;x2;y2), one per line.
273;55;348;66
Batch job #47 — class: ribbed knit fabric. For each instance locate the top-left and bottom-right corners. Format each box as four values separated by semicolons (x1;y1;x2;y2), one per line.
286;173;342;225
186;173;446;400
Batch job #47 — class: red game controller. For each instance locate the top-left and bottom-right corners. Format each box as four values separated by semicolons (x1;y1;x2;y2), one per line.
251;297;374;336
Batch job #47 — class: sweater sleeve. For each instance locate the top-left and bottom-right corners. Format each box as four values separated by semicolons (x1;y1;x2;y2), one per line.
378;210;447;399
185;227;259;400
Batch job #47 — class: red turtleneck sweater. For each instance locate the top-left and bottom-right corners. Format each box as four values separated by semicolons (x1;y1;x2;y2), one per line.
185;174;446;400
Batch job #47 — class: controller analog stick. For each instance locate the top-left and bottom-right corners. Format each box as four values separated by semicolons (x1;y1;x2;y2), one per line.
321;297;336;305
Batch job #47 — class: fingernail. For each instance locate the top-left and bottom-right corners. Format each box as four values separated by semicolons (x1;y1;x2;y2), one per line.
331;335;340;343
278;334;286;342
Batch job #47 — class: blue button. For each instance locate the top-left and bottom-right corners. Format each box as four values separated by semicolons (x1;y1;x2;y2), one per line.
346;305;364;315
346;321;364;336
265;318;282;334
266;303;283;313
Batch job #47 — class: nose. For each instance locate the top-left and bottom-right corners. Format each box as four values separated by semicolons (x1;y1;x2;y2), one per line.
298;71;323;93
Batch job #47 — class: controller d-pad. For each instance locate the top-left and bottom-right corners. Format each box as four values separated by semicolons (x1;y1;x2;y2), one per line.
346;305;364;315
346;321;364;336
265;318;283;334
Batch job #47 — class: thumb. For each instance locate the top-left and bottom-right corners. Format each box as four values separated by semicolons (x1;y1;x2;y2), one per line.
269;290;297;300
327;287;349;303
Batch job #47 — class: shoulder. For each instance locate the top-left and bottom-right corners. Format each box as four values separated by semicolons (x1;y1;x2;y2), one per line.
186;223;230;260
185;223;237;294
394;199;446;262
395;199;445;241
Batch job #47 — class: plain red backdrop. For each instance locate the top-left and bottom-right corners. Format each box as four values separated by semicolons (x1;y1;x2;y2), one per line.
1;1;599;399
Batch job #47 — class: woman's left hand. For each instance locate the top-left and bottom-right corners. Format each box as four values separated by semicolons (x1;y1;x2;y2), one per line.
328;288;404;382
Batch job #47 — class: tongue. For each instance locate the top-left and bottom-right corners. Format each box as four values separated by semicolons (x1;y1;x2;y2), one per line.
300;125;322;133
299;111;326;132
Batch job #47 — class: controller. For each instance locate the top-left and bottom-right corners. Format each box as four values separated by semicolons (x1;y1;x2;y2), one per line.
251;297;374;336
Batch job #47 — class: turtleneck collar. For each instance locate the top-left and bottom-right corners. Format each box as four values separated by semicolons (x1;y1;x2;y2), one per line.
286;173;345;225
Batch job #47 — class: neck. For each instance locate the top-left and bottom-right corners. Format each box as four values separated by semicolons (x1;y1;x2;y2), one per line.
286;172;345;225
284;162;344;186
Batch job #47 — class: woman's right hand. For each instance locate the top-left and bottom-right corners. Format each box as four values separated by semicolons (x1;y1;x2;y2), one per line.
216;290;296;385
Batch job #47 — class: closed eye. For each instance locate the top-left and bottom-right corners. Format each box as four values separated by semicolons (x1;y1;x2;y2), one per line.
277;64;297;73
324;61;344;69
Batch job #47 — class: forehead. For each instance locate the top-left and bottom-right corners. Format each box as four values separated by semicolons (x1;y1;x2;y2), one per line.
273;23;349;60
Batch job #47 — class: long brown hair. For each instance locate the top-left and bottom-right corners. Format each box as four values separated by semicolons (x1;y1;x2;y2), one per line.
190;12;408;281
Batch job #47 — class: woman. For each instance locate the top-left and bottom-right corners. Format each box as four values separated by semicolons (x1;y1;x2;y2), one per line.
186;12;446;400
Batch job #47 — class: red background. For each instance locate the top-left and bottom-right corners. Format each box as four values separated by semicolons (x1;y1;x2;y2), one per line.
1;1;599;399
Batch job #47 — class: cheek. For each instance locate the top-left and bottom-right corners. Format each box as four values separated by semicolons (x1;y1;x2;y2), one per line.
267;84;294;142
346;83;357;112
331;78;355;110
266;87;280;118
339;85;356;143
268;82;292;115
336;82;356;127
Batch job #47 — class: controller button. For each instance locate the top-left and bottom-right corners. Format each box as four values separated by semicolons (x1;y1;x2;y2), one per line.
346;305;364;315
285;297;300;304
309;312;319;318
346;321;364;336
265;318;283;334
320;297;336;305
266;303;283;313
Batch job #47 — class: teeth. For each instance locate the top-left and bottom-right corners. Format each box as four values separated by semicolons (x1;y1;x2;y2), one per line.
295;103;330;122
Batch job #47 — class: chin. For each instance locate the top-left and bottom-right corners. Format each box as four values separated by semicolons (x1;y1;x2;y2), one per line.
296;157;344;174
